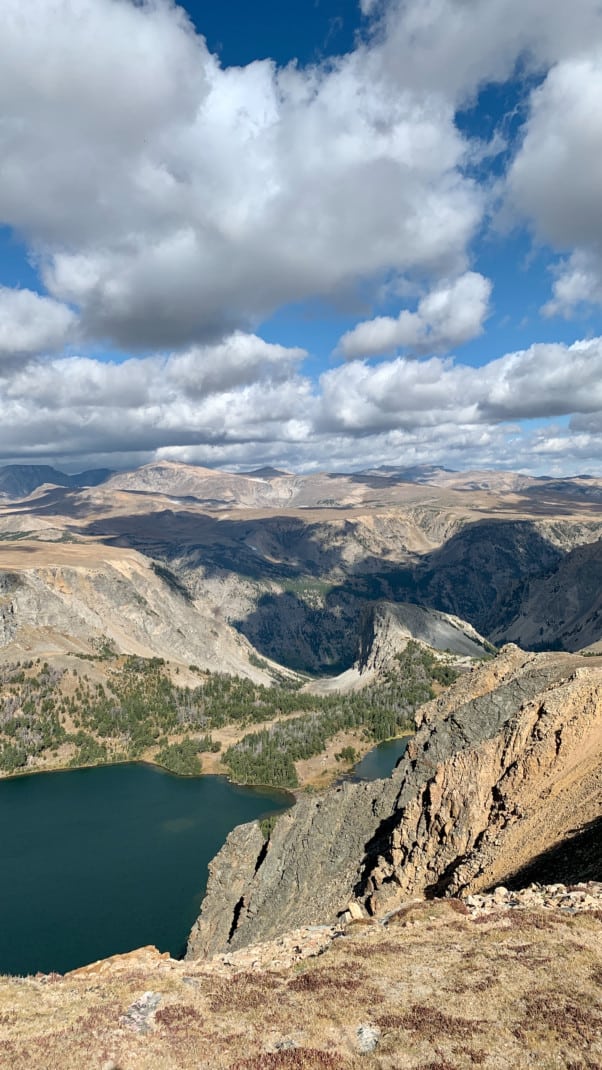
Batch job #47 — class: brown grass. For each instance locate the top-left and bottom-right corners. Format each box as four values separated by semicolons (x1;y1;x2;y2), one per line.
0;906;601;1069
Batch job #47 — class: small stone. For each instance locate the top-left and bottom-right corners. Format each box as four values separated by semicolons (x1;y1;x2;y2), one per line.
493;886;508;900
120;991;162;1034
274;1039;297;1051
357;1024;380;1054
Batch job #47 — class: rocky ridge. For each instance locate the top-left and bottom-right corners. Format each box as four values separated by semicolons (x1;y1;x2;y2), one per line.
0;543;287;682
188;646;602;957
2;462;602;675
356;601;490;674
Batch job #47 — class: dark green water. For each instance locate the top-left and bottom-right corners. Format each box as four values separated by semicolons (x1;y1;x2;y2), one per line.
0;763;291;977
350;735;410;781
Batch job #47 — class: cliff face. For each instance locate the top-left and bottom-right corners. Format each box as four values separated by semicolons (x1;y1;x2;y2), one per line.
356;601;489;675
492;536;602;651
187;646;602;958
0;543;286;682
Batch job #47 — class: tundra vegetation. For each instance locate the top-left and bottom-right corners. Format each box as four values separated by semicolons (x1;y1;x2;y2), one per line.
0;643;457;785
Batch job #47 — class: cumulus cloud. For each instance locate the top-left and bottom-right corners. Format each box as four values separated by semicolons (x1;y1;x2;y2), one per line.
320;337;602;435
0;328;600;476
479;339;602;420
508;52;602;314
372;0;602;101
0;287;75;362
1;0;601;350
0;0;484;350
508;54;602;249
165;333;306;396
542;251;602;319
1;1;602;475
0;332;312;460
338;272;491;358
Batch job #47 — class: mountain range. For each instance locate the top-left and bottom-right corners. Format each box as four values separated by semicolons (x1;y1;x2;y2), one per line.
0;460;601;676
0;460;601;1067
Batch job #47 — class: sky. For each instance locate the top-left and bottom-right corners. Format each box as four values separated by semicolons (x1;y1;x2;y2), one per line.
1;0;602;476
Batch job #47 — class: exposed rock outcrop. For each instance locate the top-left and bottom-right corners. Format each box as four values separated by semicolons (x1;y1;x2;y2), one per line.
188;645;602;958
357;601;490;674
0;542;290;681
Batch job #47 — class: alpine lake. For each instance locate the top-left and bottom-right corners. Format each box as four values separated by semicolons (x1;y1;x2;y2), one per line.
0;736;409;976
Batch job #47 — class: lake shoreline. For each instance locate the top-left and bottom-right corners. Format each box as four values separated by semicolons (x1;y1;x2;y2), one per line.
0;729;414;793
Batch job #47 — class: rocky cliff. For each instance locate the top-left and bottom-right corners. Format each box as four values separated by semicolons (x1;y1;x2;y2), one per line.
356;601;490;675
0;541;287;681
492;535;602;651
188;645;602;957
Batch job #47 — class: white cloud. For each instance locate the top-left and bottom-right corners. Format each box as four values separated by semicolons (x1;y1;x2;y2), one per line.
0;287;75;362
508;52;602;314
0;334;601;476
2;0;601;352
320;337;602;435
509;54;602;250
373;0;602;101
338;272;491;358
1;329;599;475
0;0;484;351
0;332;313;459
165;333;306;396
479;339;602;419
1;1;602;477
542;251;602;318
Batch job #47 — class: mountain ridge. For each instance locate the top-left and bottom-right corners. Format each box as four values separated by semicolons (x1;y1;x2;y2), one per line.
188;645;602;957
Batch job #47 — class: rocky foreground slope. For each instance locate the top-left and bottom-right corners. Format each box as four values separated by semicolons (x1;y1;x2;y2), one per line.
2;890;601;1069
189;646;602;956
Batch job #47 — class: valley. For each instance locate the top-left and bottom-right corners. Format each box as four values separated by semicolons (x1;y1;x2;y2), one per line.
0;461;601;789
0;461;601;1069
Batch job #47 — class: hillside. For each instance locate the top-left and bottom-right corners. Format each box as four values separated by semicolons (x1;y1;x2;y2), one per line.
0;540;275;680
0;465;601;1068
1;887;601;1069
492;536;602;651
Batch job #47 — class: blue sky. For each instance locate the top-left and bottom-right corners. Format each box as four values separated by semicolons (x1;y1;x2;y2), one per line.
185;0;364;68
1;0;602;474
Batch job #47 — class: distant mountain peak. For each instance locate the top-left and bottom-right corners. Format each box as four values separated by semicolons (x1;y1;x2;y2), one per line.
0;464;112;499
244;466;290;479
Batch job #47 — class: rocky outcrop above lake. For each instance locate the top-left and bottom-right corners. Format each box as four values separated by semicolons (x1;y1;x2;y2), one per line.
188;645;602;957
356;601;490;674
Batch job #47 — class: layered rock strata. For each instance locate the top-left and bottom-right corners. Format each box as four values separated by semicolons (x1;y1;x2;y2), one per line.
188;645;602;958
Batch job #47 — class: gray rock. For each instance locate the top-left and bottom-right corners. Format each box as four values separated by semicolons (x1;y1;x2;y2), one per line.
356;1024;380;1054
119;991;162;1034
